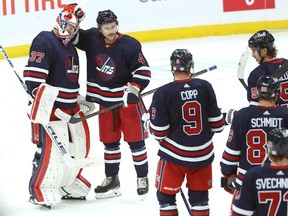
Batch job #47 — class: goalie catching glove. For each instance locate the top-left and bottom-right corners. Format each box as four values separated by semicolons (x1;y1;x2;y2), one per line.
54;95;95;122
221;175;236;195
63;3;85;22
122;83;140;107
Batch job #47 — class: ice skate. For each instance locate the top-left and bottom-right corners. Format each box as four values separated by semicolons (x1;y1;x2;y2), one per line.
61;195;86;200
137;176;149;200
94;175;122;199
29;196;52;209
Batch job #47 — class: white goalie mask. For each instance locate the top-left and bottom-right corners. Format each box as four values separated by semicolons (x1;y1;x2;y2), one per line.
55;11;79;46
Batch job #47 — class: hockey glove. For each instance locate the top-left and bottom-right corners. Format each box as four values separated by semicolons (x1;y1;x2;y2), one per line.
122;83;140;107
221;108;237;125
77;95;95;115
63;3;85;22
221;175;236;195
141;112;150;132
29;83;59;125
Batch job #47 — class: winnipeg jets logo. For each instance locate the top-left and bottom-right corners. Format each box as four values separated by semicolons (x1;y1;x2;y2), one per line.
66;55;79;82
95;54;115;81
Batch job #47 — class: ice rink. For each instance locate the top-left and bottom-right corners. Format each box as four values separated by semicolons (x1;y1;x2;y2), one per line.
1;30;288;216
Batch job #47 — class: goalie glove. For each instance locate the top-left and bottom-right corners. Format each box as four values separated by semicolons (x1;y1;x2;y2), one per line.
28;83;59;125
221;175;236;195
122;83;140;107
63;3;85;22
77;95;95;115
221;108;237;125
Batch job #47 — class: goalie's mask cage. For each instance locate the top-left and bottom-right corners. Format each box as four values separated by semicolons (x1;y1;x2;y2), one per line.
55;11;79;46
248;30;275;51
256;75;279;99
170;49;194;74
268;127;288;156
96;9;118;25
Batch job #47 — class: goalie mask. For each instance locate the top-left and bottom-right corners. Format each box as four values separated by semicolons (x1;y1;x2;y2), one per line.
267;127;288;156
96;9;118;26
55;11;79;46
256;75;279;99
248;30;275;51
170;49;194;74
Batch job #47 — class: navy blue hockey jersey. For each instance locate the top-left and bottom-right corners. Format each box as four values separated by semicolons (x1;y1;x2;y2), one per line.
149;77;225;168
75;28;151;107
220;105;288;190
23;31;80;109
231;164;288;216
247;58;288;105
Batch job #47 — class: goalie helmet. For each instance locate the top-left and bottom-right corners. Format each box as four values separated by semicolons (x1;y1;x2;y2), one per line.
256;75;279;98
96;9;118;25
248;30;275;51
267;127;288;156
170;49;194;73
55;11;79;46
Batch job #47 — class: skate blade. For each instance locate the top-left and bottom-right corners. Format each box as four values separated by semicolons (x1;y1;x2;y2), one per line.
28;197;52;209
138;193;148;201
95;188;122;199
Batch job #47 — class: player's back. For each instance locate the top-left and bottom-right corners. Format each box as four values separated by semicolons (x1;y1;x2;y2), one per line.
232;164;288;216
151;77;224;168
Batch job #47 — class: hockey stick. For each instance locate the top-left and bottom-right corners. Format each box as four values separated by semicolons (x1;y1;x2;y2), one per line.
65;65;217;124
237;47;288;90
0;45;98;168
272;61;288;79
237;47;250;90
180;188;191;215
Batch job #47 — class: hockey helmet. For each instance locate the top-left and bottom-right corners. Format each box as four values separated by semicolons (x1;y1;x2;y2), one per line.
267;127;288;156
170;49;194;73
256;75;279;98
55;11;79;46
96;9;118;25
248;30;275;51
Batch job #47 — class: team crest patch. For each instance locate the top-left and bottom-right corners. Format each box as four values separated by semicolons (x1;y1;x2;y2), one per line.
95;54;115;81
66;55;79;82
227;129;234;142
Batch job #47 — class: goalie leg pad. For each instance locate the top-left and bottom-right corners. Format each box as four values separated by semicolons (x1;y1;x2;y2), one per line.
60;112;91;197
29;83;59;125
29;121;69;205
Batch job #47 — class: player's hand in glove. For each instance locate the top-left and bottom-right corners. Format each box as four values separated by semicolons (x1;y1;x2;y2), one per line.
221;108;237;125
122;83;140;107
77;95;95;115
141;112;150;132
63;3;85;22
221;175;236;195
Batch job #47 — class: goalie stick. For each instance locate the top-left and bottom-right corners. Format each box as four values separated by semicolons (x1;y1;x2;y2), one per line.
61;65;217;124
0;45;98;169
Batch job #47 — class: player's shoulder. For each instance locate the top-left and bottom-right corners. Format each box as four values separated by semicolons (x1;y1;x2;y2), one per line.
31;31;57;47
121;34;141;46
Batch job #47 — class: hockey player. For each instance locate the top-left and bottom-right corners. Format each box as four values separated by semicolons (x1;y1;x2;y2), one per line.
67;5;151;199
147;49;225;216
24;7;93;208
247;30;288;106
220;76;288;209
231;127;288;216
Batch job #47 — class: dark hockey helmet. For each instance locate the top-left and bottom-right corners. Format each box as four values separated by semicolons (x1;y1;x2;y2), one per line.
96;9;118;25
170;49;194;73
248;30;275;51
267;127;288;156
256;75;279;98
